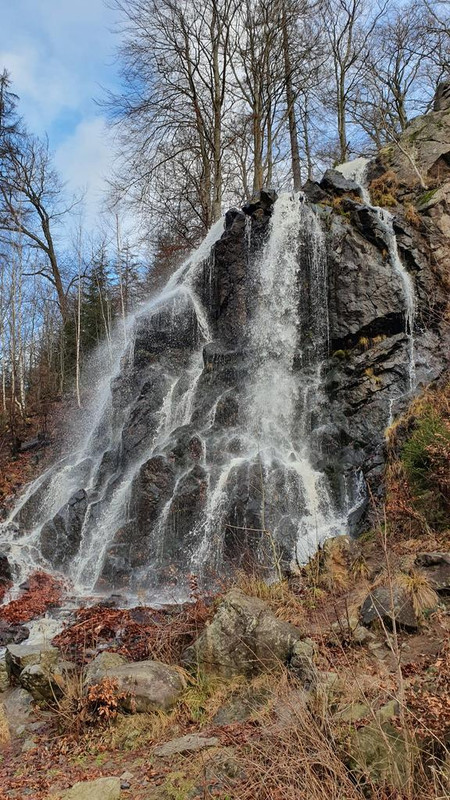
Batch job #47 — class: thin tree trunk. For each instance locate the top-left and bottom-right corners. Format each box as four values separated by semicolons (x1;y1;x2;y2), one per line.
282;0;302;190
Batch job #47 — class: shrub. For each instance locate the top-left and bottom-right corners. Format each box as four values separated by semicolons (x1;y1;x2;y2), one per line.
401;408;450;530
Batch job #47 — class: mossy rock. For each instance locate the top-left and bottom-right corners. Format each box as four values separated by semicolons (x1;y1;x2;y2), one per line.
348;720;417;790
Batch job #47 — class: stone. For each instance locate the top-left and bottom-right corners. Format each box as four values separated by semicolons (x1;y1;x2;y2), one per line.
360;585;418;630
19;663;65;702
153;733;219;758
289;639;317;688
60;777;121;800
183;590;306;678
415;552;450;593
84;651;129;685
348;717;416;790
302;179;327;204
0;620;30;647
40;489;88;570
0;702;11;748
85;659;186;713
0;551;12;584
213;686;271;725
1;687;34;737
320;168;362;197
331;616;375;645
5;644;59;680
361;584;419;630
335;702;370;723
433;80;450;112
0;657;9;692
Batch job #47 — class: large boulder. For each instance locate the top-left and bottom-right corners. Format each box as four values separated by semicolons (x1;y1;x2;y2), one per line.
347;703;417;789
360;585;418;630
183;589;312;678
320;169;362;197
85;659;186;713
84;651;129;685
5;644;59;680
415;552;450;593
18;661;72;703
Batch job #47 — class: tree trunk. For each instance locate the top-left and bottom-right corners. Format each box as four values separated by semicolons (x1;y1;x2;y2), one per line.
282;1;302;190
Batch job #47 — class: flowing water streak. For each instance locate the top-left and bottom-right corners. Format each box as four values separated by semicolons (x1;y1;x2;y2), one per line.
336;159;416;390
194;194;346;573
247;194;345;562
1;219;225;590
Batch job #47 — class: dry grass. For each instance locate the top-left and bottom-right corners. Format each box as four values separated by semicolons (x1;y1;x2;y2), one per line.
236;572;306;628
369;170;398;206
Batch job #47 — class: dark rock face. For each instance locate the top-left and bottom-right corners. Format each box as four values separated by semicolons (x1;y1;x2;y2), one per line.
40;490;87;570
433;80;450;112
320;169;362;198
0;552;12;584
3;116;450;592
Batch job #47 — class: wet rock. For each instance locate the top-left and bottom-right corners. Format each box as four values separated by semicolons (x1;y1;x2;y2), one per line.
0;552;12;584
85;659;186;713
40;489;88;570
153;733;219;758
360;585;419;630
302;179;327;204
225;207;246;230
0;620;30;647
320;169;362;197
242;188;277;215
183;589;307;678
60;777;121;800
5;644;59;680
415;552;450;593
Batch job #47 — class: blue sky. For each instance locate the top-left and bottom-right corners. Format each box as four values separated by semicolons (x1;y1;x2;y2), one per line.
0;0;121;224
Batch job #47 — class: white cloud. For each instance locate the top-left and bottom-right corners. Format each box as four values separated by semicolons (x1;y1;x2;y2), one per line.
0;0;122;224
54;117;115;229
0;43;82;133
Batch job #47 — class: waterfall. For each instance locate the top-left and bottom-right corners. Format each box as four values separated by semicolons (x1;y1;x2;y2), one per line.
336;158;416;391
1;195;350;597
193;194;346;576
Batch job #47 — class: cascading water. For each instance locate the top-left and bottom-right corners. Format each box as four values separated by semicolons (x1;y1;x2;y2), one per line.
1;194;353;598
336;158;416;391
192;194;346;575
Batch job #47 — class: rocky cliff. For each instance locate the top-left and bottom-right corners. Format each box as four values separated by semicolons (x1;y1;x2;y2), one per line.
2;95;450;597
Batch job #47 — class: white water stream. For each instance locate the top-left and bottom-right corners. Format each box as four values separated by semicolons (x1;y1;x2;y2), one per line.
2;195;361;596
336;158;416;390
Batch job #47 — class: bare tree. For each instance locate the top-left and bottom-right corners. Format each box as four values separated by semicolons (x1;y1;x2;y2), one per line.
320;0;388;163
0;132;75;322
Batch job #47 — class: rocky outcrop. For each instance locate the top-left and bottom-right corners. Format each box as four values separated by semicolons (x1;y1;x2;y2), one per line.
4;87;450;590
183;590;314;679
